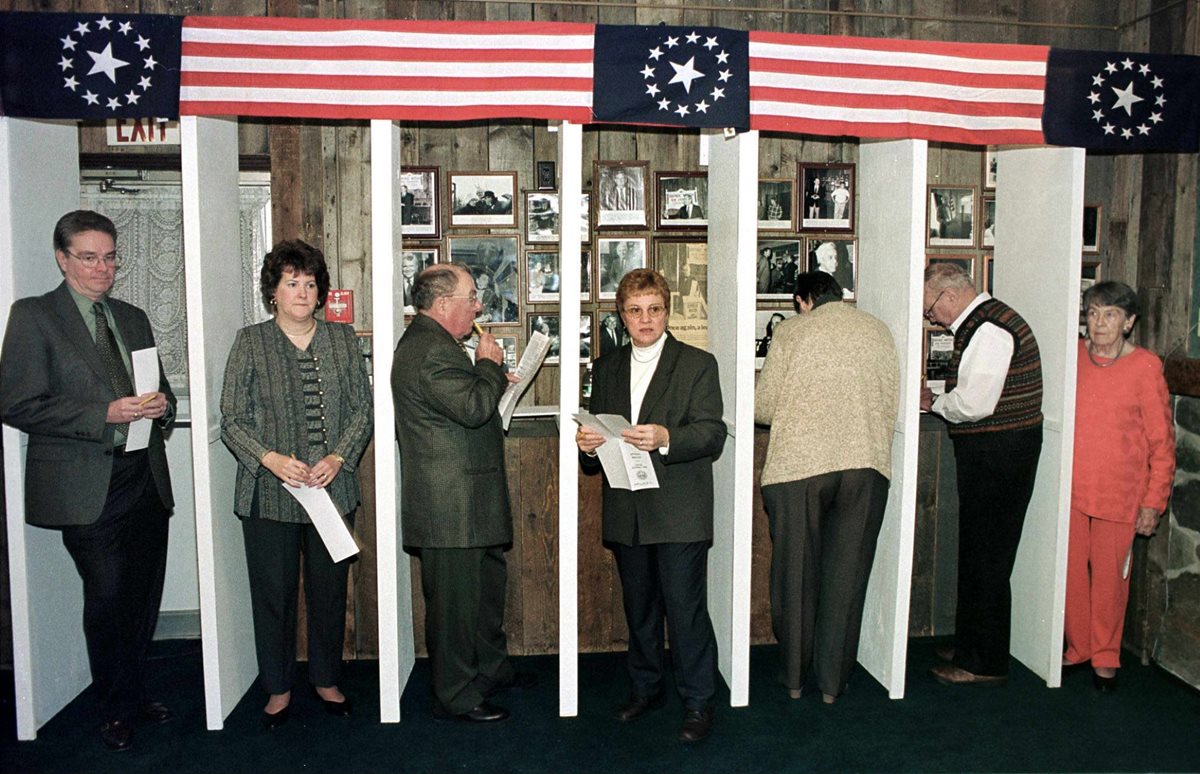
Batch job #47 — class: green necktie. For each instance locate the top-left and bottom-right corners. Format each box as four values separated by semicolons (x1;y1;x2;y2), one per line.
93;302;133;436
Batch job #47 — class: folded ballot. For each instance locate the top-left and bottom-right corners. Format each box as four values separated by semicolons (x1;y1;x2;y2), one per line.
572;412;660;491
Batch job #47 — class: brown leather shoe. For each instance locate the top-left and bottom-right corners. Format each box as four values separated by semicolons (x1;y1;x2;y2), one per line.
100;720;133;752
930;663;1007;686
679;707;713;743
614;692;665;722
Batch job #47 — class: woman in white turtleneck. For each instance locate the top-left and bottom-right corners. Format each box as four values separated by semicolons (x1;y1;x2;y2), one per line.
576;269;727;745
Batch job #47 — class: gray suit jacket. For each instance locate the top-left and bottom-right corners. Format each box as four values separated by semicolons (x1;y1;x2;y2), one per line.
585;334;726;545
0;282;175;527
391;313;512;548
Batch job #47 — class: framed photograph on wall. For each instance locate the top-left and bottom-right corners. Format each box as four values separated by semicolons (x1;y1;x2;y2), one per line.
980;195;996;249
596;236;648;300
756;239;804;300
536;160;556;190
596;308;629;357
983;147;998;190
754;309;797;370
495;334;519;370
529;314;591;364
925;328;956;392
656;171;708;230
524;249;590;303
448;171;517;228
447;235;520;325
926;254;976;283
758;178;796;232
525;191;560;243
655;239;708;350
1083;203;1102;255
399;166;439;239
399;246;439;314
799;162;854;232
594;161;649;228
927;185;976;248
580;192;592;243
805;237;857;300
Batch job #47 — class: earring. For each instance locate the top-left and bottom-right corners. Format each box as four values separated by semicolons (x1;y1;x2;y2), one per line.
270;298;277;306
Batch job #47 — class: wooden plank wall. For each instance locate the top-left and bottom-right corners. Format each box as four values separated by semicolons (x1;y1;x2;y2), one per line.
7;0;1194;666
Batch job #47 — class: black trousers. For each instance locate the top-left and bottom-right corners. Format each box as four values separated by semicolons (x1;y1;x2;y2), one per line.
611;540;718;711
60;449;170;724
419;545;514;714
951;427;1042;677
241;512;355;695
762;468;890;697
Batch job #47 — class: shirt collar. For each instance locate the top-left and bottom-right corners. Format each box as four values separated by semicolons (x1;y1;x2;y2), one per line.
949;292;991;333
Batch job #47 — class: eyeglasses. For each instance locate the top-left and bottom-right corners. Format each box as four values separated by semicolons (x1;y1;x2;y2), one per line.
64;249;121;268
923;290;946;320
444;292;479;303
622;304;666;319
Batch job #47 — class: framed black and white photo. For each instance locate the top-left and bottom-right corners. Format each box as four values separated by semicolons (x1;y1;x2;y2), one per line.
1083;203;1102;255
399;166;439;239
596;236;648;300
447;235;520;325
594;161;649;229
656;171;708;230
925;329;956;392
926;254;976;282
980;195;996;249
805;237;857;300
536;160;556;190
596;308;629;357
526;249;588;303
927;185;976;248
496;335;519;370
983;147;998;190
656;239;708;350
449;171;517;228
758;178;796;232
580;192;591;243
799;162;854;232
529;314;591;364
398;246;438;314
525;191;559;243
754;309;797;370
756;239;803;300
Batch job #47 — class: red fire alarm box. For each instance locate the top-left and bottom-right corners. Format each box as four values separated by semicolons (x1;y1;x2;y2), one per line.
326;289;354;323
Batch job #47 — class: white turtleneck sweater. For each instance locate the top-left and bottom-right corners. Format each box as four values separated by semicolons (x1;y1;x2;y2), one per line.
630;332;669;453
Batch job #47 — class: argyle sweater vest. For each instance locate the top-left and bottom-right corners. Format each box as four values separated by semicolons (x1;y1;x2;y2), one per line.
944;298;1043;436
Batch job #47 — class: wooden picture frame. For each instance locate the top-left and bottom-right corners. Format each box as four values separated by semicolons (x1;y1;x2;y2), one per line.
594;160;649;229
595;308;629;358
655;238;708;350
525;191;560;244
927;185;977;248
536;160;556;190
529;313;591;364
524;248;590;303
754;308;797;370
655;171;709;230
399;166;439;239
756;239;803;300
448;171;517;228
399;246;439;314
799;162;854;232
805;236;858;301
980;195;996;249
758;178;796;232
1083;203;1102;255
596;236;648;300
447;235;520;325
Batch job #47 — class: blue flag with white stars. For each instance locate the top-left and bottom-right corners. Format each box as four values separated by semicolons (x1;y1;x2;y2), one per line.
1042;48;1200;153
0;12;182;119
592;24;750;131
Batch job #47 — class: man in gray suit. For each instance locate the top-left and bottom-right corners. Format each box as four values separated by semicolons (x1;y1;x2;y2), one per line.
391;263;530;723
0;210;176;752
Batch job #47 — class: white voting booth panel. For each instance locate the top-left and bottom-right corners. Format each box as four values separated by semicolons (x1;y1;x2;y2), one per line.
996;147;1083;687
370;119;416;722
706;129;758;707
181;116;258;729
1;118;88;740
855;139;927;699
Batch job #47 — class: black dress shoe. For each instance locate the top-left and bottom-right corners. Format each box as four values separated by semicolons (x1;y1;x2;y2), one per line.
1093;670;1119;693
138;701;173;724
433;701;510;723
321;696;353;717
100;720;134;752
261;705;291;731
679;707;714;743
614;692;665;723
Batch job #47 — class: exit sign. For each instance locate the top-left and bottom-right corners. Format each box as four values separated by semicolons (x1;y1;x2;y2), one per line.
106;119;180;146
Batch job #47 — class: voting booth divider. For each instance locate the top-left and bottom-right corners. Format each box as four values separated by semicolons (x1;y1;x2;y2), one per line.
1;114;1081;736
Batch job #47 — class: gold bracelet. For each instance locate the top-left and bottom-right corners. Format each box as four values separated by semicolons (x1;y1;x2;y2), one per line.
331;453;346;465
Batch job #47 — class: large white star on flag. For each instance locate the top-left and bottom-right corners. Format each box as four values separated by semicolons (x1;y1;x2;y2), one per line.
87;43;130;83
668;57;704;93
1110;81;1144;116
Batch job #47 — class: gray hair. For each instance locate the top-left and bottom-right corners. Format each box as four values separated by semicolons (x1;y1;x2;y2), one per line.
412;263;466;311
924;262;974;291
1082;280;1139;319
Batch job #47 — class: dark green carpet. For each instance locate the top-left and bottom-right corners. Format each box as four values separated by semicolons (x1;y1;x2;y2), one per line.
3;639;1198;773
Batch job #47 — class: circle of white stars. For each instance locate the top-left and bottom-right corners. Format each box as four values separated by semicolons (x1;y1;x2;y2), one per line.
1087;57;1167;141
641;31;734;118
58;16;160;112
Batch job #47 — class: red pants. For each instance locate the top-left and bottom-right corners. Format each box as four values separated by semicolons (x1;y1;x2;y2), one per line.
1063;506;1136;669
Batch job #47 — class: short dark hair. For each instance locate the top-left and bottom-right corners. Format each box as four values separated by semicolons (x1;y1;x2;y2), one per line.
616;268;671;313
793;271;843;308
1082;280;1139;319
53;210;116;252
413;263;466;311
260;240;330;310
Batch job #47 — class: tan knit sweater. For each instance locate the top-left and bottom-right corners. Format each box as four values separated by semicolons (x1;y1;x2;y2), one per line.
754;301;900;487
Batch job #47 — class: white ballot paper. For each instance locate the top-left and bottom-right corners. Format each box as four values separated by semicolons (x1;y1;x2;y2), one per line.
499;330;551;431
124;347;160;452
572;412;660;491
282;483;360;563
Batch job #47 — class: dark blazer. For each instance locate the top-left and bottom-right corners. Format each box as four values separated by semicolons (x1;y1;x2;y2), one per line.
391;313;512;548
586;333;726;545
0;282;175;527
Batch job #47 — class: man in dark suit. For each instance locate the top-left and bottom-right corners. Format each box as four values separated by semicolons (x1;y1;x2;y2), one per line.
391;263;530;723
576;269;726;744
0;210;176;752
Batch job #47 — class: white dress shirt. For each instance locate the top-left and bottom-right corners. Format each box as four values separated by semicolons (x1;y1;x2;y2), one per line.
932;293;1014;424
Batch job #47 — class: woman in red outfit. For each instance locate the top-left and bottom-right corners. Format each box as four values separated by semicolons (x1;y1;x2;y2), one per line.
1066;281;1175;692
